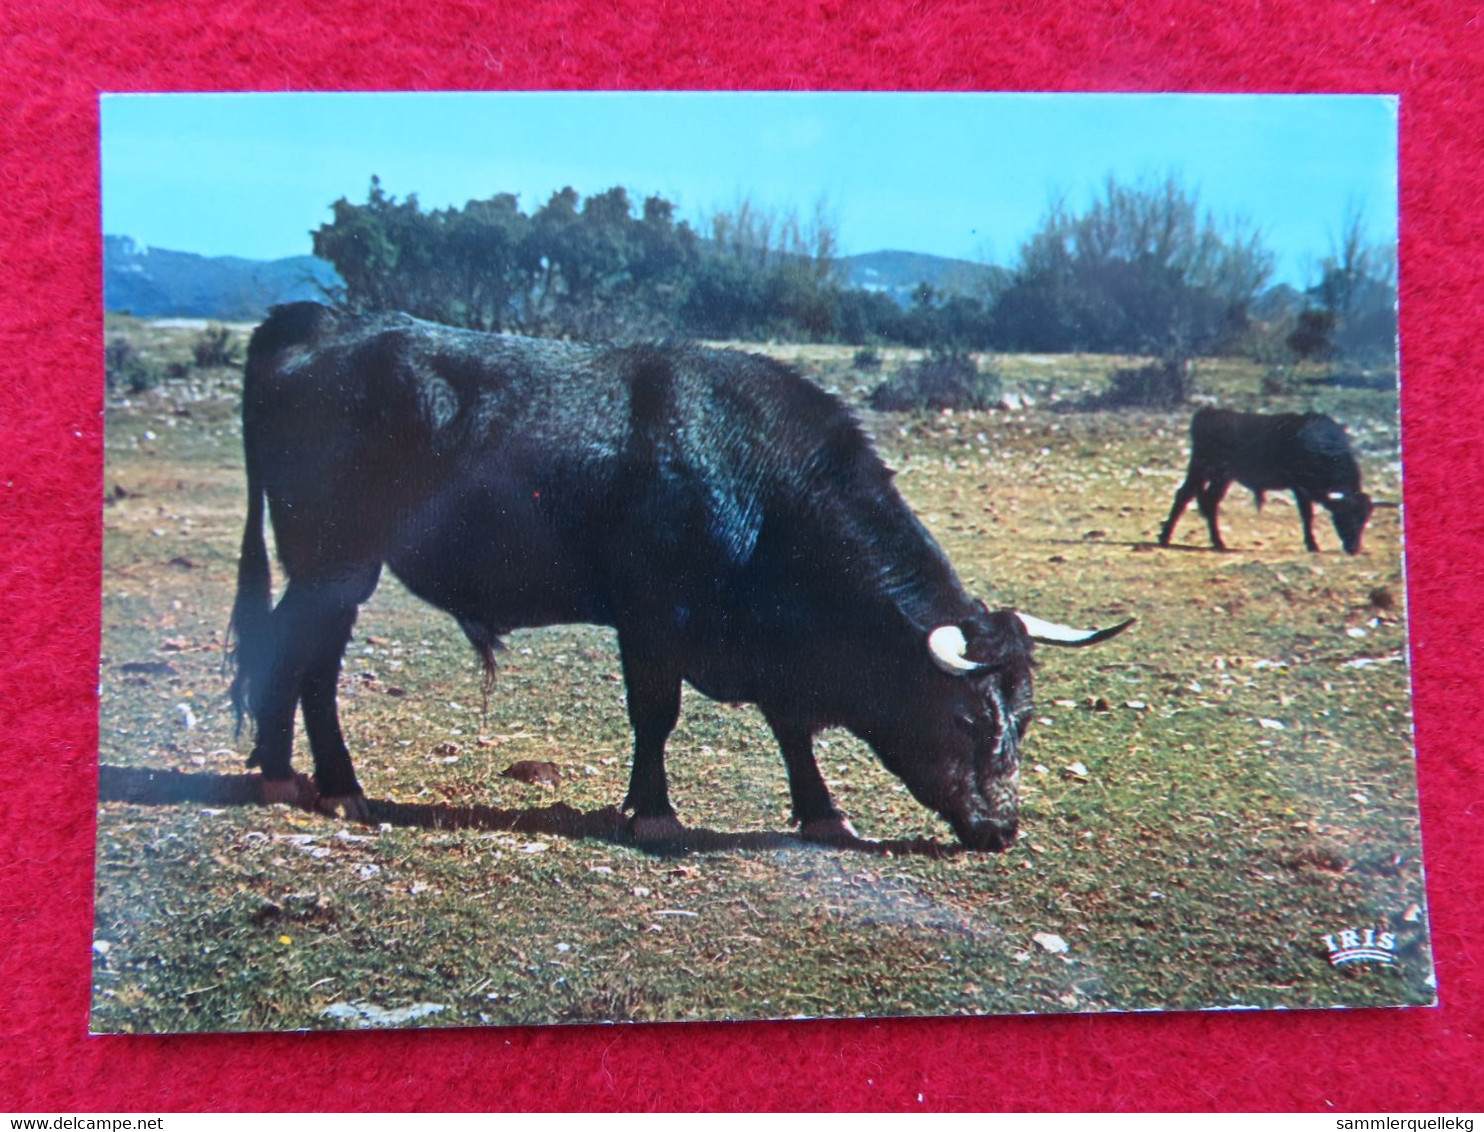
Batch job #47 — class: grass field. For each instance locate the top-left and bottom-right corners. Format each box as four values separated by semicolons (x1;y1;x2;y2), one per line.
93;316;1430;1032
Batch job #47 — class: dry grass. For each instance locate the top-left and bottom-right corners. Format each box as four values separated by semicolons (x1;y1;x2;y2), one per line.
92;318;1429;1032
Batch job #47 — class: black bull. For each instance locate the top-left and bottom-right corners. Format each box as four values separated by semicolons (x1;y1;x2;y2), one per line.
1159;407;1374;555
230;303;1130;850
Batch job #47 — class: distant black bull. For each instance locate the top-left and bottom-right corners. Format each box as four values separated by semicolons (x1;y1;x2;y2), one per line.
1158;407;1374;555
231;303;1130;850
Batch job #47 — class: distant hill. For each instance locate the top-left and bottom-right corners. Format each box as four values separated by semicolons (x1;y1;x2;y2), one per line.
103;236;1008;321
836;250;1008;304
1250;282;1307;322
103;236;342;320
103;238;1306;339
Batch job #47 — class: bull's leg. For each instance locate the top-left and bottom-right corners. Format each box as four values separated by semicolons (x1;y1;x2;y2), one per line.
299;636;369;821
616;633;685;842
248;575;372;813
765;714;857;843
1196;476;1232;551
297;565;379;819
246;640;313;810
1293;489;1321;552
1159;470;1205;546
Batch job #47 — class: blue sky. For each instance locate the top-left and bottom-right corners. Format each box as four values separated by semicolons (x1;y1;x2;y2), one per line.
100;91;1398;288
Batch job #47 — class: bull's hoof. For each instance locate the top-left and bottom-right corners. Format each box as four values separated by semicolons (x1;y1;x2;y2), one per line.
629;813;686;844
316;792;372;823
798;815;860;844
260;772;320;811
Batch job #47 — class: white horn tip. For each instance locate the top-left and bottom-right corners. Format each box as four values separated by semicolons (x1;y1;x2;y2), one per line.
1016;612;1135;647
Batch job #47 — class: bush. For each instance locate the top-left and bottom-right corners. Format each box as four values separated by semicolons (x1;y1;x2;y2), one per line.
1261;367;1299;397
1098;359;1192;409
193;325;240;369
868;351;1003;412
1286;309;1336;363
104;336;161;394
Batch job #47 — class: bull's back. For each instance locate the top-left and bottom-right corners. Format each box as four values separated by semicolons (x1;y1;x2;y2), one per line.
241;306;962;689
1188;408;1360;494
243;307;858;621
245;308;620;570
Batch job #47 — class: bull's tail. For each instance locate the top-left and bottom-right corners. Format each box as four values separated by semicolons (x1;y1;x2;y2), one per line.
227;471;272;734
227;302;339;733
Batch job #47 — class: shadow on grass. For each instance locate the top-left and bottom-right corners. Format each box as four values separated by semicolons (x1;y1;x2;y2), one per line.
96;764;962;859
1043;536;1218;553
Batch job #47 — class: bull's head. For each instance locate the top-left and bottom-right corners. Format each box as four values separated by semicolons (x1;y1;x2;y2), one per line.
1325;490;1374;555
883;607;1132;851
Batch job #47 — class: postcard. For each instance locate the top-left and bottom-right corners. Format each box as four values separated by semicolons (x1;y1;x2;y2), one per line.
94;91;1427;1032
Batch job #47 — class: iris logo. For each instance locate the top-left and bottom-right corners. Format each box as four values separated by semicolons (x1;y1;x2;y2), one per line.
1321;927;1397;966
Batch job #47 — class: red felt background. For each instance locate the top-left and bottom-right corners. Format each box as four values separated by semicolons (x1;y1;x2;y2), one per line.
1;0;1479;1113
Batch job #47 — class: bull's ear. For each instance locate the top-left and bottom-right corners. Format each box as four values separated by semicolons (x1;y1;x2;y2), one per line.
1016;612;1135;648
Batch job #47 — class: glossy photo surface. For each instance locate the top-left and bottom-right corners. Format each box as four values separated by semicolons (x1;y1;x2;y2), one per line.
93;92;1426;1033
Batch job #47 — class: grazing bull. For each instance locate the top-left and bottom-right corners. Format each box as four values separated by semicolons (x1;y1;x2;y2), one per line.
231;303;1130;851
1158;407;1373;555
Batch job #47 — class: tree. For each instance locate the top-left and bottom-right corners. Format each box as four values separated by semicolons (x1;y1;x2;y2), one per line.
313;179;700;339
1287;308;1337;363
439;193;532;331
688;195;843;340
991;176;1275;357
1300;207;1398;364
312;177;421;314
314;178;531;331
832;287;907;346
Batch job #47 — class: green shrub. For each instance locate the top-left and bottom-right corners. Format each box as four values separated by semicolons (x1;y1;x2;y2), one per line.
1286;309;1336;363
1100;359;1191;409
104;336;161;394
868;351;1002;412
1260;367;1299;396
192;325;240;369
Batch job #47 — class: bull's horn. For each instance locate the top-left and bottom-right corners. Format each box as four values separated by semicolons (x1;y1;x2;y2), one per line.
927;625;986;675
1327;491;1347;501
1016;612;1136;648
